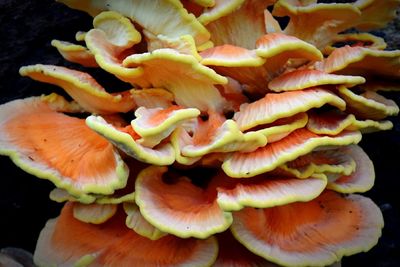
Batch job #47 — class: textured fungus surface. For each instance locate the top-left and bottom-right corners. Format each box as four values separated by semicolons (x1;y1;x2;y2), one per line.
0;0;400;266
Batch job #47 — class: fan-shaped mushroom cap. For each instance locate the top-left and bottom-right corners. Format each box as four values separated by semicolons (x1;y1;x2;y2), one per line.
201;45;265;67
323;33;387;55
231;190;384;267
222;129;361;178
201;33;323;93
252;113;308;143
132;106;200;147
144;33;203;60
50;158;147;204
327;145;375;193
86;115;175;165
204;0;270;49
49;188;97;204
73;203;117;224
123;202;167;240
170;127;203;166
272;0;361;49
338;86;399;120
279;147;356;179
197;0;244;25
234;88;345;132
177;112;267;157
85;11;144;83
0;95;128;196
268;69;365;92
34;203;218;266
307;110;393;135
19;64;136;114
93;11;141;48
58;0;211;48
316;46;400;79
123;49;228;112
51;40;98;67
353;0;400;31
214;172;327;212
135;166;233;238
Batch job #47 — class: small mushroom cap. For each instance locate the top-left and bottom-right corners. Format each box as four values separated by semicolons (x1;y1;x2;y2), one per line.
51;40;98;67
85;29;144;84
280;146;356;179
251;113;309;143
222;129;361;178
73;203;117;224
123;202;167;240
34;202;219;266
200;33;323;93
50;158;147;204
144;33;202;60
316;46;400;79
234;88;346;132
84;11;145;83
327;145;375;193
273;0;361;49
353;0;400;31
131;106;200;148
59;0;211;47
204;0;269;49
201;45;265;67
49;188;97;204
75;30;87;41
107;0;211;47
268;69;365;92
307;110;394;135
179;112;267;157
350;119;393;134
86;115;175;165
323;33;387;55
214;172;327;212
338;86;399;120
170;127;203;165
123;49;229;112
132;106;200;137
307;111;358;135
0;95;128;196
231;190;384;267
197;0;245;25
135;166;233;238
255;33;323;61
93;11;141;48
19;64;136;114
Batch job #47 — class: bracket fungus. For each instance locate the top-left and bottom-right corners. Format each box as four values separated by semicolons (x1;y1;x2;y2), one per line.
1;0;400;266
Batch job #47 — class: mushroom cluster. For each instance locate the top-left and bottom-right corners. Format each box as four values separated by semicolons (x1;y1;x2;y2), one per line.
1;0;399;266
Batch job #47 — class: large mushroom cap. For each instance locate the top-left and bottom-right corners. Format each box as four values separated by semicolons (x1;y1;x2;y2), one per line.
34;203;219;266
231;190;384;267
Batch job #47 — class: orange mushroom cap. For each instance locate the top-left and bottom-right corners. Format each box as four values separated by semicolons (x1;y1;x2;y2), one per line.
0;95;128;196
231;190;384;267
34;202;218;266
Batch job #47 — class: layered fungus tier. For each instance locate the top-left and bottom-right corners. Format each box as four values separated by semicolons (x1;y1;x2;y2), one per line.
1;0;400;266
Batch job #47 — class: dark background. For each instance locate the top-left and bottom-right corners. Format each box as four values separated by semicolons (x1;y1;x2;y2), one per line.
0;1;399;266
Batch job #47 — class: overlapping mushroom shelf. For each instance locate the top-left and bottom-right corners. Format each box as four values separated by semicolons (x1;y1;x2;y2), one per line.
1;0;399;266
